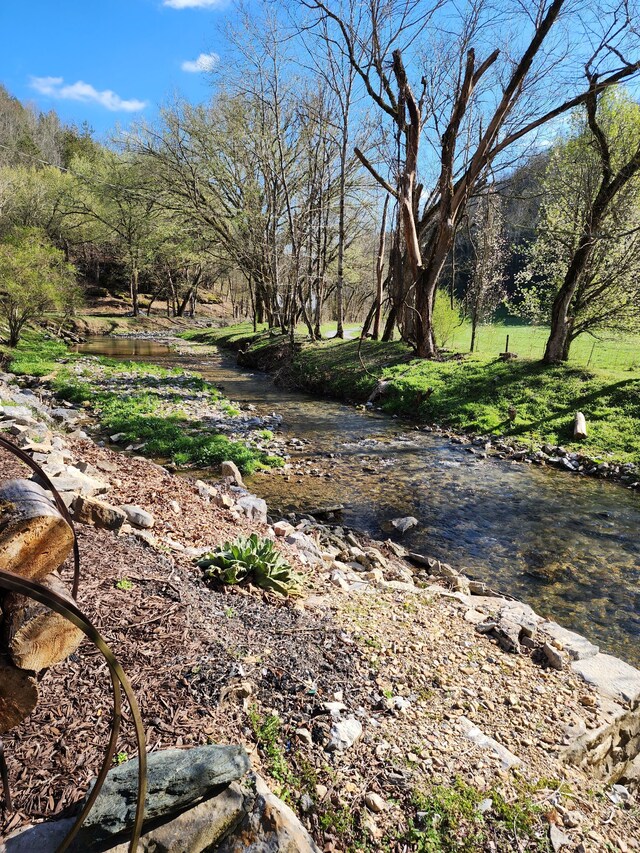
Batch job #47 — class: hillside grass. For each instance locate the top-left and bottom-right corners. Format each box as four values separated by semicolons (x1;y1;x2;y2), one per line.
185;324;640;464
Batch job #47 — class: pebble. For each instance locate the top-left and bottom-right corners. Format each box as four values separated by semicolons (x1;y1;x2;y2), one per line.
364;792;386;813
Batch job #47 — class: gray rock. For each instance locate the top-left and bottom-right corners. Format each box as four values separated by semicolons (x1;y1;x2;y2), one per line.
236;495;268;524
571;653;640;706
79;745;250;845
540;621;599;660
391;516;418;534
221;460;245;488
35;468;110;498
458;716;521;770
327;717;363;751
543;642;566;671
121;505;155;529
107;784;247;853
0;405;33;421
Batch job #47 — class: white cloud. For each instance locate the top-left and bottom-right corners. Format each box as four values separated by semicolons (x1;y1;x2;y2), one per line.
30;76;147;112
164;0;223;8
181;52;219;73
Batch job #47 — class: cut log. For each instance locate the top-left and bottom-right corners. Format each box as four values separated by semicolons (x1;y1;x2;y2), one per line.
574;412;587;440
2;572;83;671
0;480;74;580
0;655;38;733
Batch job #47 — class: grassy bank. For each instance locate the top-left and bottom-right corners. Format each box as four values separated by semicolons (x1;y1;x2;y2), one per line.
183;325;640;464
1;332;281;474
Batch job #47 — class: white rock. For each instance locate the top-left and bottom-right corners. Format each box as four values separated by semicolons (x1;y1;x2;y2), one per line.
120;504;155;529
364;792;386;813
327;717;363;751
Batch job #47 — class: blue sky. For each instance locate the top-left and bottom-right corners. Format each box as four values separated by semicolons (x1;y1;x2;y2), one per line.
0;0;235;139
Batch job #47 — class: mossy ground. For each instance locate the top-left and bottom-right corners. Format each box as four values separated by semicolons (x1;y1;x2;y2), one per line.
184;325;640;464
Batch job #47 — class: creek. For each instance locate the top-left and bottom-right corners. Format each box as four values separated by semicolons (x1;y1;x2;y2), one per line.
76;336;640;667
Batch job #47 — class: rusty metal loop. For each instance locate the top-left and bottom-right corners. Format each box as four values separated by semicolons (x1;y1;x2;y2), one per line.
0;436;147;851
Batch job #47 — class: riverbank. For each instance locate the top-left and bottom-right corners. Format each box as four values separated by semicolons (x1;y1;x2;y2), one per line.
183;325;640;484
1;366;639;851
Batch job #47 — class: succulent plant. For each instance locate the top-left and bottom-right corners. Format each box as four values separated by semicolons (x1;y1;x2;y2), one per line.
198;533;302;597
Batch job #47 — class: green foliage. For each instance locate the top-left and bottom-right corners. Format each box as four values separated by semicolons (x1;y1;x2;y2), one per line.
115;577;134;591
248;709;291;784
432;289;463;349
0;227;81;346
51;370;274;473
515;87;640;347
198;533;302;596
404;779;550;852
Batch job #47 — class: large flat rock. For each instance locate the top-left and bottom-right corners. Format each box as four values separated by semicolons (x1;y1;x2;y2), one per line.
540;621;599;660
571;654;640;707
81;745;250;845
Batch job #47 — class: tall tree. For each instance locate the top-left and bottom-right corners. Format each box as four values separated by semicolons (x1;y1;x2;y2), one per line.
303;0;640;356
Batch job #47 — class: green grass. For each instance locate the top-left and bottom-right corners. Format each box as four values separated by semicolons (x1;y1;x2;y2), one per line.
196;323;640;464
0;331;69;376
446;320;640;372
52;370;281;474
402;778;551;852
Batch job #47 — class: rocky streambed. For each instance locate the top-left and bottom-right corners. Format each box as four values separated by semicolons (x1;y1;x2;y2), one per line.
1;361;640;850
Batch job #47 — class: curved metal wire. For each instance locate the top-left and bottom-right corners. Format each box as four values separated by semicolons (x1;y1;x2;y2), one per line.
0;435;147;851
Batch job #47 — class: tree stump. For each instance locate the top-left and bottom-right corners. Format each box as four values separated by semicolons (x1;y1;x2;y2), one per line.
0;655;38;734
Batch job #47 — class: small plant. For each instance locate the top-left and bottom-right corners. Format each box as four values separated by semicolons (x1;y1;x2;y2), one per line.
114;751;129;765
115;577;134;591
198;533;302;597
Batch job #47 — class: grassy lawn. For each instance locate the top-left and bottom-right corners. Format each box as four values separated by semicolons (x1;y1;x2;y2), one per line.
187;324;640;464
445;321;640;372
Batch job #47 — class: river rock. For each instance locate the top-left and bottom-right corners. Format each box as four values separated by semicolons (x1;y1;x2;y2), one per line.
72;496;127;531
221;460;245;488
120;505;155;529
35;467;110;498
458;716;521;770
391;516;418;534
77;745;250;845
236;495;268;524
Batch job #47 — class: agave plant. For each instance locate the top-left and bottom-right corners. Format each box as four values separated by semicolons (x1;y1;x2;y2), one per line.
198;533;302;597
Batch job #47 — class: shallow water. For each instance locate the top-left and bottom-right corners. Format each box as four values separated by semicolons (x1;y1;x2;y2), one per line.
76;337;640;666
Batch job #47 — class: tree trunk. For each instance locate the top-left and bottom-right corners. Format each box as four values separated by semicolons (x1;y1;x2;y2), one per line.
0;655;38;734
0;480;74;581
373;195;390;340
2;573;83;672
130;268;139;317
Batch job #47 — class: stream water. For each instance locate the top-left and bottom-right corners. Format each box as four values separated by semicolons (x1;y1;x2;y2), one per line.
76;337;640;667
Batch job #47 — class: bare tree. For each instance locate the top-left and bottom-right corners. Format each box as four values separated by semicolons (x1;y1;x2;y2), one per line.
303;0;640;356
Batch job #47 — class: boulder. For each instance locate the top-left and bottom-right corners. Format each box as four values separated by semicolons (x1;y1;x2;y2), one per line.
34;468;110;498
78;745;250;846
72;496;127;531
221;460;245;488
120;505;155;529
391;516;418;534
215;774;319;853
236;495;268;524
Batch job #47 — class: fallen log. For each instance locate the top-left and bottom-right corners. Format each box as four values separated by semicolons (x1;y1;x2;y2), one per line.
2;572;83;671
574;411;587;440
0;655;38;733
0;480;74;580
